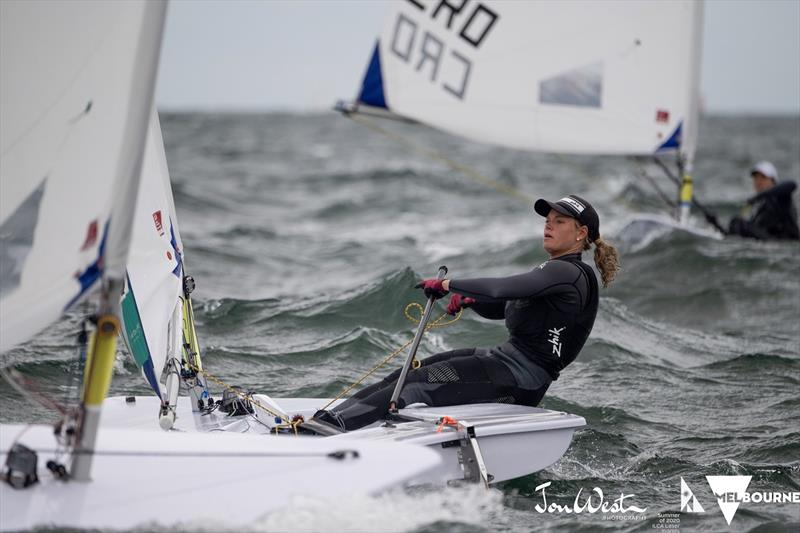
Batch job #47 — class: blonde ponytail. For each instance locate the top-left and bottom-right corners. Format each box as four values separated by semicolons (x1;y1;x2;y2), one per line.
574;220;620;288
591;237;619;288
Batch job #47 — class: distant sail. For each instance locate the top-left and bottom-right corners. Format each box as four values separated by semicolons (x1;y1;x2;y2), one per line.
356;0;703;158
0;1;165;352
121;111;184;397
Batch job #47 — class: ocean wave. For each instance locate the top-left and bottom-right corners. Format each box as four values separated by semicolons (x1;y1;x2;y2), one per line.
699;352;800;370
589;298;743;368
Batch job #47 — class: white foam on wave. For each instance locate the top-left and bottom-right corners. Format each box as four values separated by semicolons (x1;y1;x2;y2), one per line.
246;484;506;533
152;485;507;533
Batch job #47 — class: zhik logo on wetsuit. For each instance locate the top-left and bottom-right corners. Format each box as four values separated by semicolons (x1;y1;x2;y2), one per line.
548;326;565;357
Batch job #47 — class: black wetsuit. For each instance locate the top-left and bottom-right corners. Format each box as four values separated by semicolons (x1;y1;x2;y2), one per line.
728;181;800;240
315;253;599;431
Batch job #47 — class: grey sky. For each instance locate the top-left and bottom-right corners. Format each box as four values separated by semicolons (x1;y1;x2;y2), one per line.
155;0;800;114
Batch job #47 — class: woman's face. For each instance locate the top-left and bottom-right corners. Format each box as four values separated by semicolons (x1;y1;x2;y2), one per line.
543;211;586;257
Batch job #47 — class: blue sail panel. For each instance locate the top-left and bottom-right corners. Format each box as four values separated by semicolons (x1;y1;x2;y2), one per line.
169;219;183;278
66;221;110;310
357;42;387;109
656;121;683;152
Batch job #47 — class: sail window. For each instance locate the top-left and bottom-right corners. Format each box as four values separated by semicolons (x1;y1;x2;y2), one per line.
0;179;46;298
539;63;603;108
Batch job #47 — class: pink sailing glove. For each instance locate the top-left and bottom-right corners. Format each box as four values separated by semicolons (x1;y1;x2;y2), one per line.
415;278;448;300
446;294;475;315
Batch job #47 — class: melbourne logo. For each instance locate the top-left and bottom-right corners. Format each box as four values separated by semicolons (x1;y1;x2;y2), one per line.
680;477;705;513
706;475;751;525
703;475;800;526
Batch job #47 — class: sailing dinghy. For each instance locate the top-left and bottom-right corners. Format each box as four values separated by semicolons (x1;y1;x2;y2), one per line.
100;0;598;488
341;0;714;240
0;2;441;530
102;2;592;490
104;115;585;485
102;115;586;487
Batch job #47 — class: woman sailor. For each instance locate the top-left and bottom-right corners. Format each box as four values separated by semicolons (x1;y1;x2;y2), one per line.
310;195;619;432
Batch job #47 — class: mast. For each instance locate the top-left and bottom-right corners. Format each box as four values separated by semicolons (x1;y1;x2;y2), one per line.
71;0;167;480
677;0;705;224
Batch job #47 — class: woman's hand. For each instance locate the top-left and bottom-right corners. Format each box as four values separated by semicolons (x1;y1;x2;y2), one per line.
446;294;475;315
415;278;449;299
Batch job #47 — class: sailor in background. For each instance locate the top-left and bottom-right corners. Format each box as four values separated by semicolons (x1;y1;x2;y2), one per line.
710;161;799;240
311;196;619;432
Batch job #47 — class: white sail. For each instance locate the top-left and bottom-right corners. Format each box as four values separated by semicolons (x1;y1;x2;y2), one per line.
121;110;184;397
356;0;702;156
0;0;166;353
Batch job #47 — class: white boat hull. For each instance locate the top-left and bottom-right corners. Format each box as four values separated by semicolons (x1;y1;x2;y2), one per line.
100;395;586;485
0;423;441;531
615;212;723;252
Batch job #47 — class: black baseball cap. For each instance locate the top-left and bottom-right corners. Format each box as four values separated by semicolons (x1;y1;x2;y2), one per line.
534;195;600;242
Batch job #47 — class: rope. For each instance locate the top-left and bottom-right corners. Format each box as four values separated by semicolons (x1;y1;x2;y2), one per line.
183;360;300;434
345;112;536;204
315;302;462;413
344;109;707;228
0;366;67;415
634;158;677;210
181;302;461;431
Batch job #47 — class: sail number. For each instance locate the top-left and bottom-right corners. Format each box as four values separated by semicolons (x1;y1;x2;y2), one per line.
390;0;499;100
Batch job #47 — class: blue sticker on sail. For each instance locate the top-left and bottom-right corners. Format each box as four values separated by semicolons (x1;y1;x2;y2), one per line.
169;219;183;278
656;121;683;152
65;220;109;310
358;42;387;109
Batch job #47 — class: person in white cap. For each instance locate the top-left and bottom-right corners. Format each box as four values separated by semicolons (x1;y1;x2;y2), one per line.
724;161;799;240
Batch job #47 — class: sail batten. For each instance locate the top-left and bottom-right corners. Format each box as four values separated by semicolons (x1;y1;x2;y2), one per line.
357;0;702;157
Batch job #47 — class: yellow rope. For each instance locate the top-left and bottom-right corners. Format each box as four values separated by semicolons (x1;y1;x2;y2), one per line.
183;301;461;429
315;302;461;413
184;360;299;433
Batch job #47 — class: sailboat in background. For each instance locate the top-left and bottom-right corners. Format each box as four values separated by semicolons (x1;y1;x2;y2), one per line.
0;2;440;530
338;0;718;240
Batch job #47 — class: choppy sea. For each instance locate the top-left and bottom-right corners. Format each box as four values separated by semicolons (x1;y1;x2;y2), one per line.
2;113;799;532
